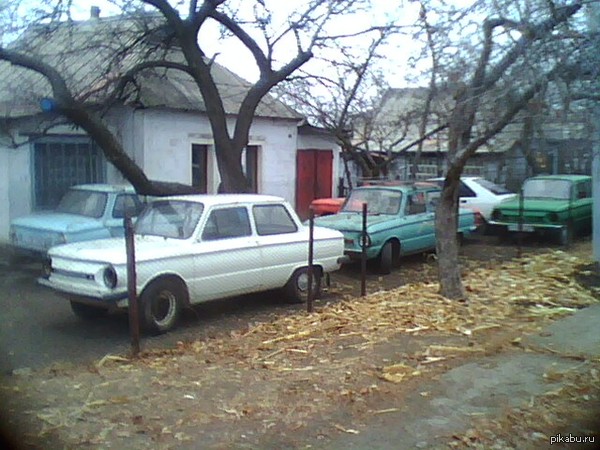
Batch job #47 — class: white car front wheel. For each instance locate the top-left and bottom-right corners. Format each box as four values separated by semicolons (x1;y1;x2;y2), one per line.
140;278;184;334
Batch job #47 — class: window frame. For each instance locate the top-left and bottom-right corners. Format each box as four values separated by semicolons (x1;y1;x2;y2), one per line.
252;204;298;236
405;191;427;215
201;206;253;241
112;194;145;219
191;144;208;194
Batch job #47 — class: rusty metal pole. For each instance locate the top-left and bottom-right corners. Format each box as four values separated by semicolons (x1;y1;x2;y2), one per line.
361;203;367;297
307;209;315;313
124;216;140;357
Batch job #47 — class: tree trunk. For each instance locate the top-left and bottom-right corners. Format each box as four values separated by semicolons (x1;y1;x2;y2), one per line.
435;174;466;299
64;107;200;196
214;141;249;193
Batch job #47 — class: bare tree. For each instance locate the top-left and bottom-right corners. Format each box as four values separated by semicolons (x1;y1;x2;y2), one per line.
0;0;379;194
273;25;399;186
419;0;585;298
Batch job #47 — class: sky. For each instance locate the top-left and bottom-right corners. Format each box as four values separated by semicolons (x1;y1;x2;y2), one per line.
57;0;422;87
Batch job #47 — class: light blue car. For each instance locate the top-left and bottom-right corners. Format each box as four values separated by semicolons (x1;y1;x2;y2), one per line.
9;184;145;260
312;183;477;274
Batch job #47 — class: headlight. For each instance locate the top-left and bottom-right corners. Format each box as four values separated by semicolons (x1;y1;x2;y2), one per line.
548;212;559;222
41;258;52;279
358;233;372;248
491;210;502;221
103;265;118;289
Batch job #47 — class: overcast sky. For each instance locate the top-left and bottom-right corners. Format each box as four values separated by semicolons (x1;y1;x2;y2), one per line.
0;0;422;87
61;0;421;87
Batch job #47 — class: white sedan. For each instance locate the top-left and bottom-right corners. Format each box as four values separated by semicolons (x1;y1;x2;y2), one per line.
427;177;516;223
39;194;345;334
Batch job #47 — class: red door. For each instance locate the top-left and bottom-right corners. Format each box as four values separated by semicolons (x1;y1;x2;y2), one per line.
296;149;333;220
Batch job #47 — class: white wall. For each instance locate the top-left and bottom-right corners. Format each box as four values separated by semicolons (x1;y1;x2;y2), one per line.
138;109;300;206
0;141;33;243
0;107;313;242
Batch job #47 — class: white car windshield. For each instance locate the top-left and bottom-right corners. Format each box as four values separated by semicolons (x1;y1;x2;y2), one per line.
341;189;402;215
56;189;108;218
522;179;571;200
135;200;204;239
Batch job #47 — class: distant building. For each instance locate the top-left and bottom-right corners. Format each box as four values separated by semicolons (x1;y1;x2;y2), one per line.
351;87;593;188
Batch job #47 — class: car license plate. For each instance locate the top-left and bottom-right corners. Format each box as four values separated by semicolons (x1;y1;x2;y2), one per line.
508;224;534;232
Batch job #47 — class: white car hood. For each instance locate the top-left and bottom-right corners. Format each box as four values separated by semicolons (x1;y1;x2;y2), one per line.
48;235;191;265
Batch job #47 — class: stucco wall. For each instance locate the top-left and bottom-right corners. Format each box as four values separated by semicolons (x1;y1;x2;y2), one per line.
139;109;301;206
0;108;336;242
0;142;33;243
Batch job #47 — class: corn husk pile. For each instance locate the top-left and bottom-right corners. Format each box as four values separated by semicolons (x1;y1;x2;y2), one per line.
170;250;598;373
6;249;599;449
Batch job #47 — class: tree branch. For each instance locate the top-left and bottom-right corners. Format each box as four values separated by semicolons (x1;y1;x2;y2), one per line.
208;8;271;73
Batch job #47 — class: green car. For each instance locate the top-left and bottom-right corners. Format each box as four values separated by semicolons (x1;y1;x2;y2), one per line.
488;174;592;245
312;183;477;274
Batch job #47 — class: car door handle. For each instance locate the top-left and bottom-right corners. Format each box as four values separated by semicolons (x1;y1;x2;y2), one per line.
460;200;467;203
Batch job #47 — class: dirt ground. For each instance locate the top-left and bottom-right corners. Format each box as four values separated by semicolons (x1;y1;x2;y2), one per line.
1;235;599;449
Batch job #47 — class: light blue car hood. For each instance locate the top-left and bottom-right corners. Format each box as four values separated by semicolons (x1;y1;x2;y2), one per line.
314;212;392;232
11;212;104;234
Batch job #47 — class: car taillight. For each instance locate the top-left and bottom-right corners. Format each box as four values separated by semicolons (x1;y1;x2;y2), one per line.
473;211;485;228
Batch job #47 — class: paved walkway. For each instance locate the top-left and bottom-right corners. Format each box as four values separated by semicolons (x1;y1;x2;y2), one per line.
320;304;600;449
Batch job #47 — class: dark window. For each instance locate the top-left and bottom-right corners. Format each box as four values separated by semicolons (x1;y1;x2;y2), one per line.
33;139;105;210
192;144;208;193
576;180;592;199
244;146;259;193
458;182;476;198
253;204;297;235
113;194;144;219
202;207;252;240
426;191;441;211
406;192;427;215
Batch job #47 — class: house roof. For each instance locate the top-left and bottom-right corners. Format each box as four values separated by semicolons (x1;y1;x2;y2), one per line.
0;13;303;121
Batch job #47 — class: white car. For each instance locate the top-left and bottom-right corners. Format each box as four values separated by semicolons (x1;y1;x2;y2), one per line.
39;194;345;334
427;177;516;222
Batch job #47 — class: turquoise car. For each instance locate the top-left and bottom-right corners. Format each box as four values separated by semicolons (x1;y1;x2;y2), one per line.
312;183;477;274
9;184;145;260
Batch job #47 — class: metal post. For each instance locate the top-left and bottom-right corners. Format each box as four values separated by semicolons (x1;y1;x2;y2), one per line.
587;2;600;264
361;203;367;297
517;187;524;258
567;184;573;248
124;216;140;357
307;209;315;313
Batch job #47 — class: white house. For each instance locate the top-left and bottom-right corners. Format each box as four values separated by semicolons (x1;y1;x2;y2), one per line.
0;11;340;242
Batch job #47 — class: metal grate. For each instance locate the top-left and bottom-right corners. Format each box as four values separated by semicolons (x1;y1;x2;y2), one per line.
33;138;105;210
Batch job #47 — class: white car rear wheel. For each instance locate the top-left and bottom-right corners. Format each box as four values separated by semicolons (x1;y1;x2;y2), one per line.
285;268;321;304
